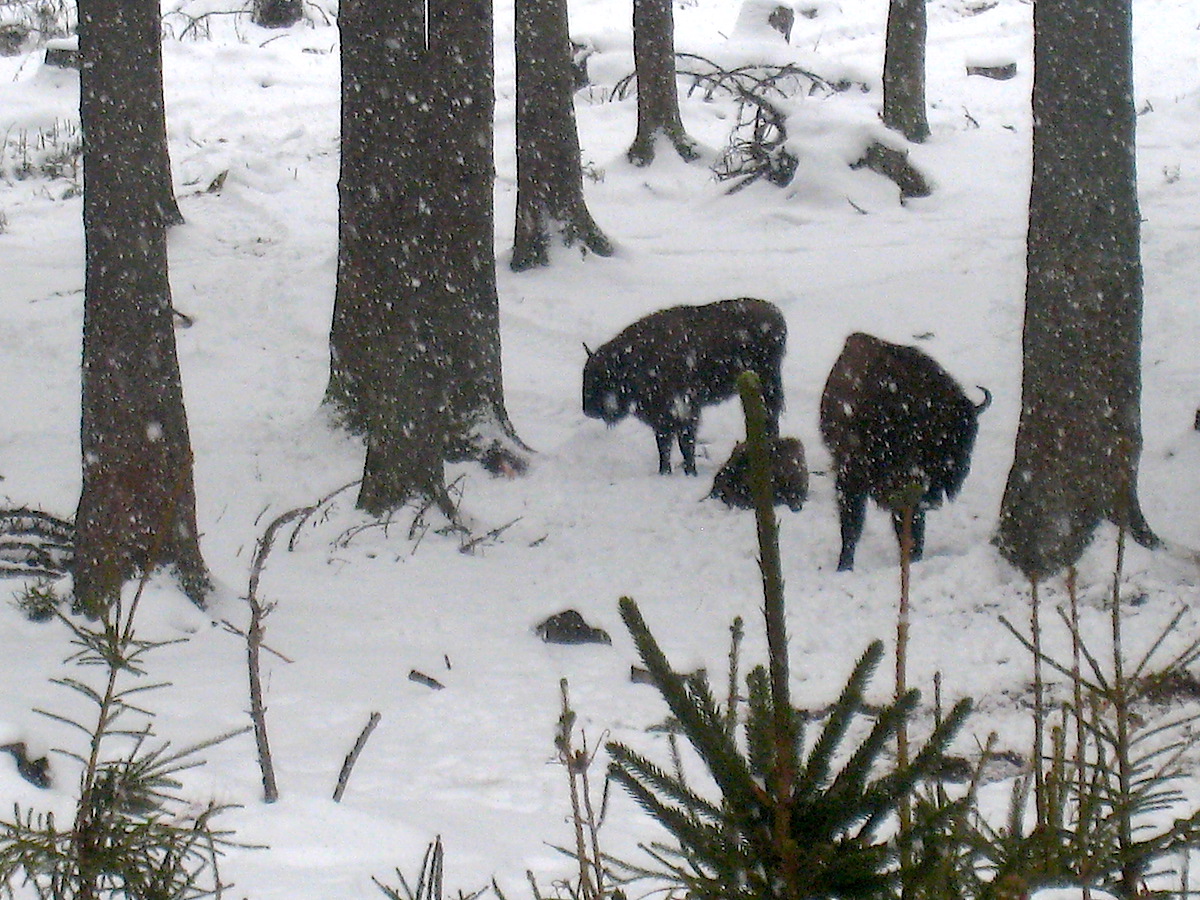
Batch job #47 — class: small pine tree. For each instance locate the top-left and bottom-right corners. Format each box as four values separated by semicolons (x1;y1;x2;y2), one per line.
0;588;244;899
607;372;971;900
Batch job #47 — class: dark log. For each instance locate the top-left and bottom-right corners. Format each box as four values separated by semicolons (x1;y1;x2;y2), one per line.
966;61;1017;80
851;141;932;199
1;742;50;788
409;669;445;690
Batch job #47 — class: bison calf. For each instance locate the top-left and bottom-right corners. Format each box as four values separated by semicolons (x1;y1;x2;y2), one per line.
819;332;990;571
709;436;808;512
583;298;787;475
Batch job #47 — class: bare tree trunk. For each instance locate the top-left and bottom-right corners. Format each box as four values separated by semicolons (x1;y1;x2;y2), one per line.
75;0;209;615
627;0;697;166
511;0;611;270
328;0;528;517
433;0;528;473
328;0;452;515
996;0;1158;581
881;0;930;143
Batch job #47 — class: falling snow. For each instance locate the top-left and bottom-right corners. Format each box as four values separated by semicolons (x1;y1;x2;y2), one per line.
1;0;1200;897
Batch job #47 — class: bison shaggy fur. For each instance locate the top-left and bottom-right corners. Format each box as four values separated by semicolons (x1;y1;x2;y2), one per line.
583;298;787;475
819;332;990;571
709;436;808;512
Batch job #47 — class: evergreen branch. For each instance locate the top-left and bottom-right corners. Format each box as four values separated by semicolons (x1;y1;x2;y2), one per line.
744;666;774;782
1124;605;1191;686
794;640;884;801
606;743;726;826
861;697;972;836
606;764;742;869
821;687;920;815
617;598;760;805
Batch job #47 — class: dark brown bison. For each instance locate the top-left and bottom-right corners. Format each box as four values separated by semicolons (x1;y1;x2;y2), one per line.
819;332;991;571
583;298;787;475
709;436;808;512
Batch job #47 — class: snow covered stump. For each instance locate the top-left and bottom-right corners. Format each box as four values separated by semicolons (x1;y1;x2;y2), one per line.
42;37;78;69
966;60;1017;80
965;49;1019;80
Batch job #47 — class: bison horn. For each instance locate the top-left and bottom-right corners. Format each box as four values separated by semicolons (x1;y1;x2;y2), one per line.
582;342;594;358
975;385;993;413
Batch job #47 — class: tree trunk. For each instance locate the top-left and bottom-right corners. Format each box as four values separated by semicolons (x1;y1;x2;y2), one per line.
627;0;697;166
511;0;612;270
328;0;529;517
996;0;1158;582
434;0;529;473
75;0;209;615
881;0;930;143
144;12;184;227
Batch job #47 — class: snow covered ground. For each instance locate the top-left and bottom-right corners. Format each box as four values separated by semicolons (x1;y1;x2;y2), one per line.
2;0;1200;895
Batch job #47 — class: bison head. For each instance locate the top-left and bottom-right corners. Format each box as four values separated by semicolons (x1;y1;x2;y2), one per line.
582;344;631;424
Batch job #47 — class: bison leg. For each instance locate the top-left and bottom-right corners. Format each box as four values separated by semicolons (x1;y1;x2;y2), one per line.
655;430;674;475
835;482;867;571
679;423;698;476
762;374;784;437
890;508;927;563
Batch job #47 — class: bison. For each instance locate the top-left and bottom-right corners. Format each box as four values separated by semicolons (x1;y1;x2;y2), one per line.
819;332;991;571
709;436;808;512
583;298;787;475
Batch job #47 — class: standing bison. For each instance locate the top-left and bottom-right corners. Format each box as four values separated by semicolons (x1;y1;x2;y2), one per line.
820;332;991;571
583;298;787;475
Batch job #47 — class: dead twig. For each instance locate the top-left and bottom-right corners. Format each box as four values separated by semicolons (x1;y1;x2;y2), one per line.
332;711;382;802
218;618;294;664
287;479;360;550
458;518;522;555
246;505;312;803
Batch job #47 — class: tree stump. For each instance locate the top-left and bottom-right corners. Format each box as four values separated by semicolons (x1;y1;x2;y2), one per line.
44;38;78;69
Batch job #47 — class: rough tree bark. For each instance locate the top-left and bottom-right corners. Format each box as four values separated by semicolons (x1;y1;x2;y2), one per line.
628;0;698;166
328;0;528;518
881;0;930;143
511;0;612;270
74;0;209;614
995;0;1158;582
433;0;528;473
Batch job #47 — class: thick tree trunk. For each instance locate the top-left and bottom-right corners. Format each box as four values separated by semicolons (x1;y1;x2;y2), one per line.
881;0;930;143
328;0;452;514
996;0;1158;581
628;0;697;166
328;0;528;517
75;0;209;614
433;0;529;471
511;0;611;270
